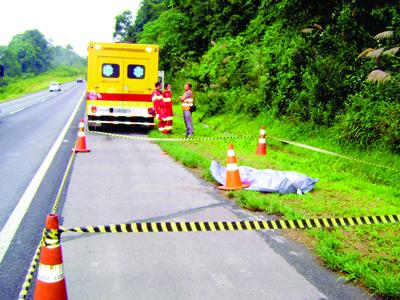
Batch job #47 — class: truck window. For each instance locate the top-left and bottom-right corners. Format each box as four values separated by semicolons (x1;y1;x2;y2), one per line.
127;65;145;79
102;63;120;78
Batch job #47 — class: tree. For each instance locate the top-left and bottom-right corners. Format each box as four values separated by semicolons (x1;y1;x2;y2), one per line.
51;45;86;67
139;9;190;71
0;45;22;77
114;1;168;43
133;0;168;38
0;29;84;77
113;10;135;42
7;29;53;74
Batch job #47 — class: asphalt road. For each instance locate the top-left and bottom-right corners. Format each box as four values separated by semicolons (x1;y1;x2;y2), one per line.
0;82;86;299
61;133;371;300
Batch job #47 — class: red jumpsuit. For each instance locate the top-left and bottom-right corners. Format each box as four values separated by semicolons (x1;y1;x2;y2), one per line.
152;89;167;133
162;90;173;133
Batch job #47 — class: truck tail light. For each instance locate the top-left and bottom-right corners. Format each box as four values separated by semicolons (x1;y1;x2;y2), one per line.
91;106;97;113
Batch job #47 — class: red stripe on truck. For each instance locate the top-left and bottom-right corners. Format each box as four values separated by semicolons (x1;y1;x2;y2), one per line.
88;93;152;102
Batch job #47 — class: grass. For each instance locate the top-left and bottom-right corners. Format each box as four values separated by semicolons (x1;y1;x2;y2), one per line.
0;66;86;102
149;105;400;298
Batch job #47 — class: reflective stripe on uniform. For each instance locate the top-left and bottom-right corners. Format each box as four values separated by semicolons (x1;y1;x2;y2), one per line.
182;98;193;109
152;96;163;102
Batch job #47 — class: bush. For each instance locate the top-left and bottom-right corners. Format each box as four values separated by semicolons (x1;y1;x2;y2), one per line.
337;79;400;152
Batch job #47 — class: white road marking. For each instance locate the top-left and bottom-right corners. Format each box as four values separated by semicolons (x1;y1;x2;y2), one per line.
9;108;25;115
0;90;86;263
4;83;77;115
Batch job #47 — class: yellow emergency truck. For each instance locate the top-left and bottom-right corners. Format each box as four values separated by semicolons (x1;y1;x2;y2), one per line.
86;42;161;129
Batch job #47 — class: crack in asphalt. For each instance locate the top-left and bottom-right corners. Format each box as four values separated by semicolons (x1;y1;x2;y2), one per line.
61;202;228;242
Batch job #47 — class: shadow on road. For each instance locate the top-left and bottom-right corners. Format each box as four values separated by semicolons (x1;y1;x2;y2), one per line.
91;124;152;136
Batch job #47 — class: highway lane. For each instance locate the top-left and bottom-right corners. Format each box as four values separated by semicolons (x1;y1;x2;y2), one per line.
0;82;86;299
0;82;76;116
61;134;369;300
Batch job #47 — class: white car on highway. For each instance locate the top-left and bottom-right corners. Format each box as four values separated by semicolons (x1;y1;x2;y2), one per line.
49;82;61;92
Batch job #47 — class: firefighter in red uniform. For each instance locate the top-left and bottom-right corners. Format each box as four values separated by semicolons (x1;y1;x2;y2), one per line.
162;83;173;134
152;82;167;133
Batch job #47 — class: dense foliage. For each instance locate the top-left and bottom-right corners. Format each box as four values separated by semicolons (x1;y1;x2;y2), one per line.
51;44;85;68
0;29;85;78
116;0;400;152
114;0;168;42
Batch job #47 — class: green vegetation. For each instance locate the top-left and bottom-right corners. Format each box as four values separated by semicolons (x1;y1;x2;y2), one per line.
0;29;86;101
0;29;85;77
114;1;168;42
116;1;400;297
117;1;400;153
0;66;85;102
51;44;86;68
149;106;400;297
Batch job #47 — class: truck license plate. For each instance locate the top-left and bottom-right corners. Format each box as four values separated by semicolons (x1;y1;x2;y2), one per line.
114;108;130;113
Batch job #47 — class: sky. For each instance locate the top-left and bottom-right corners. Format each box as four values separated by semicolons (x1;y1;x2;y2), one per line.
0;0;141;57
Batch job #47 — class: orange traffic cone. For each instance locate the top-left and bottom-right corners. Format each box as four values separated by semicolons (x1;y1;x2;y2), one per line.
219;144;250;190
72;120;90;153
34;214;68;300
256;126;267;155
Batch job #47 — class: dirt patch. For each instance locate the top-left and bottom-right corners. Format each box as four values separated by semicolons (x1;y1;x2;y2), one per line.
283;229;317;252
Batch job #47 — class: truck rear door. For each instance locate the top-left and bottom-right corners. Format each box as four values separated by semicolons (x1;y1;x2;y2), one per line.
123;58;154;115
96;57;124;113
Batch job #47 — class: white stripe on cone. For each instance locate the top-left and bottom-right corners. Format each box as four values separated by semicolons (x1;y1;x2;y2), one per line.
260;129;266;135
258;138;266;144
226;163;238;171
37;263;65;283
227;150;235;157
78;131;85;137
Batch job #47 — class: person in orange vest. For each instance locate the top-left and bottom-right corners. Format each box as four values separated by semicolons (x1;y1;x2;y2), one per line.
180;82;194;137
152;82;167;134
162;83;173;134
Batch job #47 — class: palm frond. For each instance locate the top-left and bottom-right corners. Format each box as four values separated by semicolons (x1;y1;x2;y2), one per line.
365;48;384;58
374;31;393;40
222;56;231;64
383;47;399;56
301;28;313;33
367;70;391;83
313;24;324;31
358;48;375;58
